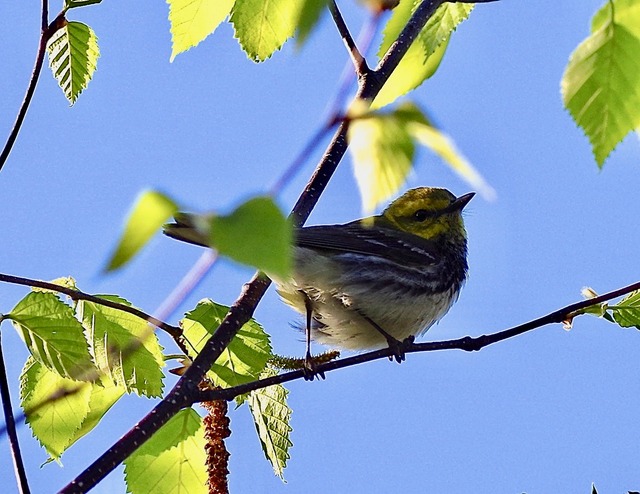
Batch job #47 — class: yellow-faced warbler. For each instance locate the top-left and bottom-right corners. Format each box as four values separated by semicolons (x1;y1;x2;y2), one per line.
164;187;474;371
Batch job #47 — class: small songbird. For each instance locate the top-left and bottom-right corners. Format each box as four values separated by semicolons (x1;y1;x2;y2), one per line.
164;187;473;371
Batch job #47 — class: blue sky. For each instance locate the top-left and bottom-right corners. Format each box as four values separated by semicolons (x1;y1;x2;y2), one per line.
2;0;640;493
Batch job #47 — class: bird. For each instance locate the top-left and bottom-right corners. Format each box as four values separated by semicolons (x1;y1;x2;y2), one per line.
164;187;474;374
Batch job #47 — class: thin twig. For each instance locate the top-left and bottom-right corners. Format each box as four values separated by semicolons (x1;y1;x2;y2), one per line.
0;2;56;174
152;250;218;323
328;0;369;77
0;273;181;338
195;280;640;403
0;333;31;494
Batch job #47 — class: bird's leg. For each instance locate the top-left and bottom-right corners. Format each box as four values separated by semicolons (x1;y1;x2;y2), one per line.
359;312;413;363
301;292;325;381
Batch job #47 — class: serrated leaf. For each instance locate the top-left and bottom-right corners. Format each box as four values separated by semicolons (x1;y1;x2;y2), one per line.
107;190;179;271
124;408;208;494
77;296;165;397
609;290;640;329
417;2;473;57
168;0;235;61
296;0;328;46
74;375;125;439
46;21;99;105
20;357;92;459
211;196;292;278
9;292;95;380
561;0;640;166
230;0;298;62
348;103;415;213
181;299;271;388
248;367;292;480
373;1;473;109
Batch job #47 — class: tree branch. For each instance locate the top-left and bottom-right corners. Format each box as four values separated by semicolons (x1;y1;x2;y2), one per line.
0;333;31;494
195;280;640;403
0;273;181;338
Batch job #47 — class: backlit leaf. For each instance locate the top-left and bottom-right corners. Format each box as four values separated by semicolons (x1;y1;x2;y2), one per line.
124;408;208;494
20;357;92;459
46;21;99;105
106;190;178;271
181;299;271;389
609;290;640;329
231;0;298;61
348;105;415;214
168;0;235;61
9;292;95;380
248;367;292;480
373;1;473;109
562;0;640;166
77;295;165;397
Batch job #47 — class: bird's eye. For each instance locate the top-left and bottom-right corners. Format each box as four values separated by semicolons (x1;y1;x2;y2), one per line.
413;209;430;222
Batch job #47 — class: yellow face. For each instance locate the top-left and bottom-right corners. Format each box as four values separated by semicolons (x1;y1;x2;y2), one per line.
381;187;469;240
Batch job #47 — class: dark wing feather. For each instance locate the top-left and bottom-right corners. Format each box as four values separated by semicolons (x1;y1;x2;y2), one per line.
295;221;440;266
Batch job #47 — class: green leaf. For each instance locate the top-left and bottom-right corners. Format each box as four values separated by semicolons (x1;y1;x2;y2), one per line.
106;190;178;271
248;367;292;480
73;375;125;440
609;290;640;329
347;104;415;214
77;296;165;397
373;1;473;109
417;2;474;57
296;0;328;46
124;408;208;494
348;102;493;212
65;0;102;8
181;299;272;388
230;0;299;62
46;21;99;105
167;0;235;62
9;292;95;380
21;362;124;460
20;357;92;459
211;196;292;278
561;0;640;166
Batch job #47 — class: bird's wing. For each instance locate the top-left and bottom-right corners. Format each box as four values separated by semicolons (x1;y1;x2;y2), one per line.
295;222;441;266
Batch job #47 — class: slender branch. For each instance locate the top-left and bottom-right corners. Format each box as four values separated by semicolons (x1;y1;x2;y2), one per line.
152;250;218;323
328;0;370;77
0;273;181;338
0;333;31;494
0;3;59;174
59;2;489;491
196;280;640;403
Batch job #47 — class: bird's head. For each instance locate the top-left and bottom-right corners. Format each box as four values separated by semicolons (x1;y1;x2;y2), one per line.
379;187;475;241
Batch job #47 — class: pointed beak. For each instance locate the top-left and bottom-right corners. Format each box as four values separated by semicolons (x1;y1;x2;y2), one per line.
451;192;475;211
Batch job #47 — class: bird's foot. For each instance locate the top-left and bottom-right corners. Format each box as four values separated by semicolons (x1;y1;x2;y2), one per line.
303;353;326;381
386;335;415;363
